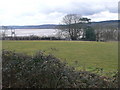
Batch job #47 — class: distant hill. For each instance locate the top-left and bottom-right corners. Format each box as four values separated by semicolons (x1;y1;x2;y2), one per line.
90;20;118;28
1;24;57;29
92;20;119;23
0;20;119;29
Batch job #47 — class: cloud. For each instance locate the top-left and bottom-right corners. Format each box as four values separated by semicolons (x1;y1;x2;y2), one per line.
0;0;118;25
85;11;118;21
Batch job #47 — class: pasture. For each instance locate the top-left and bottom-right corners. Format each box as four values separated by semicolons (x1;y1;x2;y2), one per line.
2;40;118;73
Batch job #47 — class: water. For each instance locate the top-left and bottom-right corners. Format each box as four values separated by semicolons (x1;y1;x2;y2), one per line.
1;29;59;37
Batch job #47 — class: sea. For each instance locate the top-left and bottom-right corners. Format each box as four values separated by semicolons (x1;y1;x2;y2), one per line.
1;29;59;37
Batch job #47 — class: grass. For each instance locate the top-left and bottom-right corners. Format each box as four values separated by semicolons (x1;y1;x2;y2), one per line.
2;40;118;73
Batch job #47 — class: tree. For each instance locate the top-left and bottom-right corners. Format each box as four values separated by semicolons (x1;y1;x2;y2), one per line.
92;23;118;42
1;26;8;40
84;26;96;41
59;14;90;40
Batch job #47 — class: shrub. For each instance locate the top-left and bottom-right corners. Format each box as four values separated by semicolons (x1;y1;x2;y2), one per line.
2;50;118;88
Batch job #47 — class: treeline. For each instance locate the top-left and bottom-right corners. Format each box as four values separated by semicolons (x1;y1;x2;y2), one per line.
58;14;118;41
2;35;65;40
91;23;118;42
2;50;118;88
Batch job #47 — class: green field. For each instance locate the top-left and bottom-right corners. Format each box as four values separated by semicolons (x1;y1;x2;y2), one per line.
2;40;118;73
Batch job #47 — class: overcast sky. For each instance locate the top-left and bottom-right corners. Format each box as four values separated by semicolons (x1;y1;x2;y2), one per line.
0;0;119;25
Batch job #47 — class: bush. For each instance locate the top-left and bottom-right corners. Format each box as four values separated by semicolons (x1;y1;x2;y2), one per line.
2;50;118;88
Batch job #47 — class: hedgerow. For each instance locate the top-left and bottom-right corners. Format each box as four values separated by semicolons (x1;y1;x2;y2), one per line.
2;50;118;88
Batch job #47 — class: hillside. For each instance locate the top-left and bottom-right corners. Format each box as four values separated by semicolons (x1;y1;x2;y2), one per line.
0;20;119;29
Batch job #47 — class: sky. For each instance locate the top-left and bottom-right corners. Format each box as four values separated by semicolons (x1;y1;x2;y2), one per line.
0;0;119;25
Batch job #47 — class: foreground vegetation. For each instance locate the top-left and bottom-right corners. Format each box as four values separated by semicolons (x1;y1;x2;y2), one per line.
2;50;118;88
3;40;118;73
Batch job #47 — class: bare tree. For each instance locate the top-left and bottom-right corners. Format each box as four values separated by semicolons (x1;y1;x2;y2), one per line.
59;14;90;40
92;23;118;41
1;26;8;40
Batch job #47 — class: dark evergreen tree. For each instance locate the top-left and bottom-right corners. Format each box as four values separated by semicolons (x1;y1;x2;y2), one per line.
85;26;96;41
